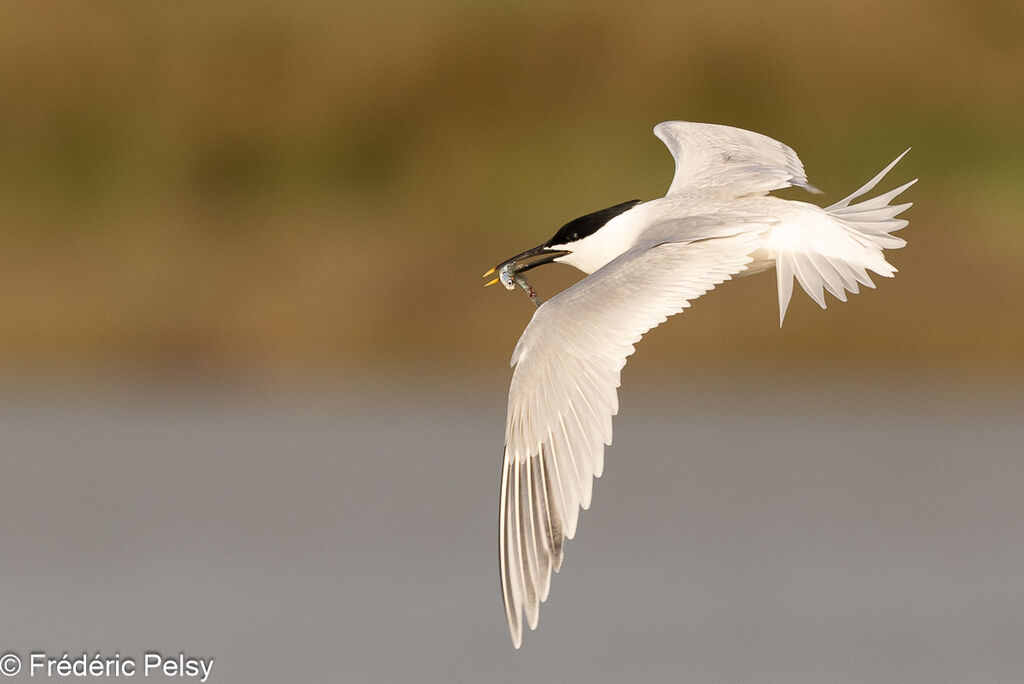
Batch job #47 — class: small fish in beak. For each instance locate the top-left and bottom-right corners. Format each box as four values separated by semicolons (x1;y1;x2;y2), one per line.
484;245;571;306
498;263;517;290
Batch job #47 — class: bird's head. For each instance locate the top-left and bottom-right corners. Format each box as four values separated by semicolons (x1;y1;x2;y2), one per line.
484;199;644;289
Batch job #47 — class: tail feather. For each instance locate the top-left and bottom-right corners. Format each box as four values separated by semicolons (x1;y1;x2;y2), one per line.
774;150;915;325
825;149;912;210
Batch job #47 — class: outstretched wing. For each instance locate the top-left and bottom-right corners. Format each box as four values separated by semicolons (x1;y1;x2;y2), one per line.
654;121;819;198
499;230;765;648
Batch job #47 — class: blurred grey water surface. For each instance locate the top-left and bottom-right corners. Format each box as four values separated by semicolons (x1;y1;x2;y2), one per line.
1;374;1022;683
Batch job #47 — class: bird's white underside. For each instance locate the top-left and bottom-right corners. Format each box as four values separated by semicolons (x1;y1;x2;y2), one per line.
499;121;915;648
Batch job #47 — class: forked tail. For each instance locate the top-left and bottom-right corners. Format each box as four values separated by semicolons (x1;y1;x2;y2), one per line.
774;150;916;324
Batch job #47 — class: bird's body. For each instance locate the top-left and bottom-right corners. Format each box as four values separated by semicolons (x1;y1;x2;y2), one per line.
554;193;812;275
486;121;915;648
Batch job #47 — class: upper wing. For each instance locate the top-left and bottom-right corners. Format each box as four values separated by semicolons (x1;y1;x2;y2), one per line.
654;121;818;198
499;230;765;648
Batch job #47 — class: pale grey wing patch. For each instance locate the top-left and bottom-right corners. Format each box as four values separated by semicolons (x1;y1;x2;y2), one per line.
654;121;817;198
517;456;540;629
500;442;565;648
498;453;522;648
539;447;564;571
499;231;765;647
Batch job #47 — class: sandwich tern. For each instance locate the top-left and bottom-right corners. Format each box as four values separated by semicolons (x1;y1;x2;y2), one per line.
484;121;915;648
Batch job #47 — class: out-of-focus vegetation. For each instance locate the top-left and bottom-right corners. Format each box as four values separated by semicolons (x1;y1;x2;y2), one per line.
1;0;1022;380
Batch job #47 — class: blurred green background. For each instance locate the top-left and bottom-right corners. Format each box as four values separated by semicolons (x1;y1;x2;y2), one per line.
2;0;1022;382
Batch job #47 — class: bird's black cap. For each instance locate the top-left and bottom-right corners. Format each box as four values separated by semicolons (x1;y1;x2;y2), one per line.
544;199;643;247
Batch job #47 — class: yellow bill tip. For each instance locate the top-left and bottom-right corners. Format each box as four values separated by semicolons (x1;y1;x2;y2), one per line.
482;267;496;278
484;278;499;287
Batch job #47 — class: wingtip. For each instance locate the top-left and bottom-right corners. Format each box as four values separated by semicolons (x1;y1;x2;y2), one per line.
511;630;523;649
796;178;823;195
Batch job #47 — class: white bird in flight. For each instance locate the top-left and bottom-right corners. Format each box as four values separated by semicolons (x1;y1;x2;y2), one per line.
484;121;915;648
